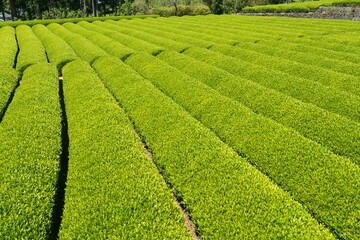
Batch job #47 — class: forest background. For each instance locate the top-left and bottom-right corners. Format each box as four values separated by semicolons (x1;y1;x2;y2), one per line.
0;0;287;20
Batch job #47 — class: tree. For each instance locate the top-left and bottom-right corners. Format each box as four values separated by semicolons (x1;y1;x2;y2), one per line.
211;0;223;14
170;0;178;15
0;0;5;21
92;0;98;16
9;0;16;20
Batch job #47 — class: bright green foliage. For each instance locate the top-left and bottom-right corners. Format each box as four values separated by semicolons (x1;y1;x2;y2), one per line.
219;15;360;57
157;50;360;163
141;17;237;46
182;47;360;122
80;21;164;55
107;16;360;94
32;24;78;70
174;15;360;58
62;22;133;60
0;63;61;239
105;20;190;52
125;52;360;239
59;60;189;239
0;27;18;67
242;0;360;13
47;23;107;64
93;56;334;239
198;16;360;75
156;16;266;44
0;67;19;119
210;44;360;96
16;25;48;73
234;40;360;81
2;15;360;239
120;18;216;48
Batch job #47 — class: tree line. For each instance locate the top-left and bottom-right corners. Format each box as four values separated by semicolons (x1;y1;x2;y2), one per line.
0;0;284;20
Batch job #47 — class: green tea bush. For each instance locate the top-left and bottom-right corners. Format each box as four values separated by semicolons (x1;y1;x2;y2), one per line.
179;15;360;64
158;50;360;163
211;44;359;97
16;25;48;73
183;47;359;122
0;63;61;239
47;23;107;63
125;52;360;239
122;15;360;83
32;24;78;70
88;20;164;55
63;22;133;60
93;56;333;239
0;26;18;67
143;16;238;45
59;60;189;239
0;67;19;119
149;16;251;45
105;20;189;52
242;1;323;12
115;18;215;47
243;40;360;79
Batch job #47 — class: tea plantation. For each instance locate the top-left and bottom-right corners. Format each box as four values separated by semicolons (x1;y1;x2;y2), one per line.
0;15;359;239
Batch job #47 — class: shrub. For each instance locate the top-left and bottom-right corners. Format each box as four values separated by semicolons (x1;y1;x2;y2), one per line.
0;67;19;119
15;25;48;73
0;63;61;239
63;22;134;60
94;55;333;239
105;20;189;52
88;20;164;55
119;0;135;15
47;23;107;63
153;4;211;16
126;51;360;239
158;49;360;163
32;24;78;70
0;26;18;67
59;60;189;239
193;4;212;14
153;6;176;16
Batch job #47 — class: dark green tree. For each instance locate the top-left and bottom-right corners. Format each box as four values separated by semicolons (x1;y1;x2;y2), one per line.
211;0;223;14
0;0;5;21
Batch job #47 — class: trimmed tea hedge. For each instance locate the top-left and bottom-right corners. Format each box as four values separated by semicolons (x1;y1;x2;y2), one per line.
89;20;164;55
2;14;359;239
210;44;359;96
16;25;48;73
126;52;360;239
182;47;360;122
0;67;19;120
47;23;107;63
32;24;78;70
59;60;189;239
0;63;61;239
105;20;190;52
93;56;333;239
0;26;18;67
157;50;360;163
242;0;360;13
62;22;133;60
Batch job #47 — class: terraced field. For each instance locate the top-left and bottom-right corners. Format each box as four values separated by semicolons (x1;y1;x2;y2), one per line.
1;15;359;239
